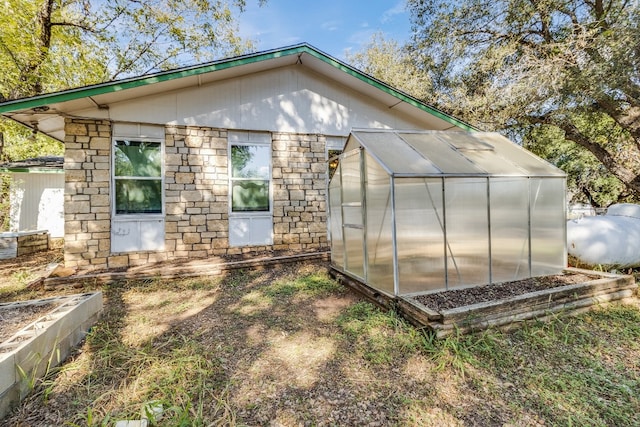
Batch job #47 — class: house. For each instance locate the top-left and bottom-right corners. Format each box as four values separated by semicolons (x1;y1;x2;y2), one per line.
0;44;474;271
0;156;64;238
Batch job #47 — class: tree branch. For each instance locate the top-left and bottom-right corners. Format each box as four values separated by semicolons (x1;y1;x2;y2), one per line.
50;20;95;33
527;115;640;195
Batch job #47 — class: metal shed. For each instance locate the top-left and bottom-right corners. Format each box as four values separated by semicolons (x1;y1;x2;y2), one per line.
0;156;65;238
328;129;567;296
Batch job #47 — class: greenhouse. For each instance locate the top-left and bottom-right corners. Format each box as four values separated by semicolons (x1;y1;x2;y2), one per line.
328;130;567;296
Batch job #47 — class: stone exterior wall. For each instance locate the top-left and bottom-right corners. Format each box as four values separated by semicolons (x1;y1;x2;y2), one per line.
64;118;112;270
164;125;230;258
63;119;329;271
272;133;328;251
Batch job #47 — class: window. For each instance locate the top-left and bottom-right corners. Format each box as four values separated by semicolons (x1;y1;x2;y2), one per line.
230;144;270;212
228;132;272;247
113;140;162;214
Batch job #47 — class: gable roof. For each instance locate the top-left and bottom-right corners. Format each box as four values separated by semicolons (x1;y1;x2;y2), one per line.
0;43;475;141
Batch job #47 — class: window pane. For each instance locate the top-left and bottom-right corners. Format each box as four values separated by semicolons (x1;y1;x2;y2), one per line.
115;179;162;214
231;145;270;179
232;180;269;211
115;141;161;177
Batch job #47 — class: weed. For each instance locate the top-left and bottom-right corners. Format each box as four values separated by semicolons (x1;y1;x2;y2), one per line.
16;339;62;396
68;326;231;425
337;302;421;364
264;272;341;298
419;330;483;376
471;306;640;426
65;407;112;427
11;269;32;286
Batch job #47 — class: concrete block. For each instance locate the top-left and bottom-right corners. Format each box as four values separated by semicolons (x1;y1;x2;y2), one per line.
0;293;103;419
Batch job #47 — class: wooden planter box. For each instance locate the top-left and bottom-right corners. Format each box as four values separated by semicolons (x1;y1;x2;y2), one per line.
0;231;49;260
331;268;638;338
396;268;638;338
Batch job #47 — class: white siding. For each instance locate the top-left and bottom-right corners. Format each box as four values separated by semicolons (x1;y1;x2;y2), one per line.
78;66;431;135
9;172;64;237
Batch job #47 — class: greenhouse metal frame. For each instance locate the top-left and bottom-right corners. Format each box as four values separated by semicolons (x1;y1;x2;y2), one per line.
328;129;567;297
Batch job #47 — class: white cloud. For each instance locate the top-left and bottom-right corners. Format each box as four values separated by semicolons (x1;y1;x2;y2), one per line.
321;20;340;31
381;0;407;23
347;28;376;46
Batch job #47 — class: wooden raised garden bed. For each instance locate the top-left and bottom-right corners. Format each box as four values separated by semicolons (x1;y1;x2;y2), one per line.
331;268;638;338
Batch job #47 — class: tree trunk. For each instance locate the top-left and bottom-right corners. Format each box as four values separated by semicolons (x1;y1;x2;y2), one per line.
19;0;54;96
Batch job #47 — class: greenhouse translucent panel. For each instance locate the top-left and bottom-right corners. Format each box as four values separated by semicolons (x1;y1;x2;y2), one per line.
344;227;365;279
490;178;530;282
530;178;567;275
365;153;394;295
477;133;566;177
433;132;493;151
459;149;526;175
341;151;361;204
343;206;363;226
444;178;490;289
329;168;344;269
342;138;361;153
400;133;486;174
395;178;446;294
353;132;441;175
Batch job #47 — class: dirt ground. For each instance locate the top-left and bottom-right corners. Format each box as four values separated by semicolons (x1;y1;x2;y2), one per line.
1;247;638;426
0;303;57;343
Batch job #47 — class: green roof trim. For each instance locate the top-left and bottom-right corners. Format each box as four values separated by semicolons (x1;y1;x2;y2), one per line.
0;44;475;131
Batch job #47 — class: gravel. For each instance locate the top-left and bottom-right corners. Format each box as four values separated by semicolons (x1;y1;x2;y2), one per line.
414;273;598;312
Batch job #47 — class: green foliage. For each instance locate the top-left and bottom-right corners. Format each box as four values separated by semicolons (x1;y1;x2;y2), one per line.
524;123;626;206
0;173;12;230
0;0;261;100
403;0;640;200
0;0;264;161
0;121;63;163
346;32;434;102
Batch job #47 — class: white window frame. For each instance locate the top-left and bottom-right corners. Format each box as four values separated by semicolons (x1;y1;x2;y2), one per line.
110;123;166;253
111;137;165;218
228;131;273;246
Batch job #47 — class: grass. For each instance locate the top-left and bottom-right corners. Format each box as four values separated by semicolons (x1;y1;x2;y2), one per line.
476;306;640;426
1;256;639;426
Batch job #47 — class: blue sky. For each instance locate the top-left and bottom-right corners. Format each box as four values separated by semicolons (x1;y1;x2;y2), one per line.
238;0;412;60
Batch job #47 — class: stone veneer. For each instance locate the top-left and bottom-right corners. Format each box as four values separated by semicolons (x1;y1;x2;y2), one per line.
64;119;329;271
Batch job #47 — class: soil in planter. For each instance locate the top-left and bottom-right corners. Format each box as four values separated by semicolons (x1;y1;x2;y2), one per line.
414;273;599;312
0;303;56;343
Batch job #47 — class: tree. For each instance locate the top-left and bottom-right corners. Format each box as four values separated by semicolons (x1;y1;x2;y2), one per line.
523;123;627;207
346;32;434;102
0;0;264;161
406;0;640;202
0;0;263;100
